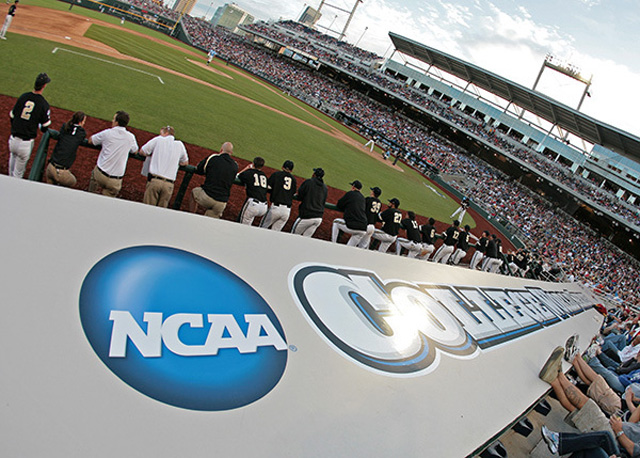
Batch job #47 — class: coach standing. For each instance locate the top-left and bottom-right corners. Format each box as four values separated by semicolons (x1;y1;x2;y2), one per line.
88;111;138;197
190;142;238;218
139;125;188;208
0;0;18;40
8;72;51;178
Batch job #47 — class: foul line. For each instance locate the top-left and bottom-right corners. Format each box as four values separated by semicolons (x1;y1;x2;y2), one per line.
423;182;447;199
52;47;164;84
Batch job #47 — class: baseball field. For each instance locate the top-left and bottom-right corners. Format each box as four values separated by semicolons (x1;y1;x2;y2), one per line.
0;1;492;242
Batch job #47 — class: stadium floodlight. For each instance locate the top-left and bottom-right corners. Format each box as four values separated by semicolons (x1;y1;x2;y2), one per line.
532;54;593;112
315;0;363;40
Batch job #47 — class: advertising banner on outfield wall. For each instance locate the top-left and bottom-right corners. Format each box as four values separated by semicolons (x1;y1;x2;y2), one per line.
0;176;603;457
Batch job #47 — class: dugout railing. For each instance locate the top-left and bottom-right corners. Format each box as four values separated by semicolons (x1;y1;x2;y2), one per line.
30;130;546;277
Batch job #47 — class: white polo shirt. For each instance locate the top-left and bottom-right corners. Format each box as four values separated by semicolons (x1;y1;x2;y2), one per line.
91;126;139;177
141;135;188;181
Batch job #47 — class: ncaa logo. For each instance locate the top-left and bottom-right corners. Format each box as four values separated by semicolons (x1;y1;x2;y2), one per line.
290;264;477;376
80;246;287;411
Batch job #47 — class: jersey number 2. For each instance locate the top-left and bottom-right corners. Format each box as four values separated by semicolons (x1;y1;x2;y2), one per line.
20;101;35;121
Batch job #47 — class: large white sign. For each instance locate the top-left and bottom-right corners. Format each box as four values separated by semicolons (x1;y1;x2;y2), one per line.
0;176;602;457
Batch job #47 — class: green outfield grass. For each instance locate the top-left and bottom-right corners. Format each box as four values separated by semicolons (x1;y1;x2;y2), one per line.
0;1;474;225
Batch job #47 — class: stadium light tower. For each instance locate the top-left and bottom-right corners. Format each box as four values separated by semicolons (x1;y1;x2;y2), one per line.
316;0;363;40
532;54;593;112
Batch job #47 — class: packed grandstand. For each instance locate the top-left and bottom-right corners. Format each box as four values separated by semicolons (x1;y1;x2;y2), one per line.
43;0;640;309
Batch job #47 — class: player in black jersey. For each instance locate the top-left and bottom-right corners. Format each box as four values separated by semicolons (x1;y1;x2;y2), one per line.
451;224;471;265
357;186;382;249
260;160;297;231
237;157;268;225
331;180;368;246
372;198;402;253
432;220;460;264
395;211;422;258
469;230;490;270
8;72;51;178
418;217;437;260
46;111;87;188
291;167;328;237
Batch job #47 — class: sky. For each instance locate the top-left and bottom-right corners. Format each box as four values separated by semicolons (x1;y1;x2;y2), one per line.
187;0;640;138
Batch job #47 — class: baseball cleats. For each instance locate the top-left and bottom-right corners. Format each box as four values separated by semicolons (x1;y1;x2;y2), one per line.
539;346;564;383
564;334;579;362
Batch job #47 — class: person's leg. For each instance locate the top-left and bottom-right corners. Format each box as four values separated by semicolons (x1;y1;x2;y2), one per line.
550;377;578;412
587;357;625;393
331;219;346;243
597;350;621;369
573;355;597;384
558;373;589;409
604;333;627;350
271;208;290;232
346;230;365;247
558;430;620;456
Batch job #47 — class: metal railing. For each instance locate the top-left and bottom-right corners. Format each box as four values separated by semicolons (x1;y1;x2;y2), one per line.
27;128;338;211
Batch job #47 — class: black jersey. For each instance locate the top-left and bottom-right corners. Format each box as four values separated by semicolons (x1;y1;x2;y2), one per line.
337;190;367;230
401;218;421;242
420;223;436;244
457;230;470;251
297;176;328;219
268;170;297;207
50;123;86;168
442;225;460;246
379;208;402;236
196;153;238;202
364;196;382;225
238;168;268;202
485;239;498;258
8;4;16;16
475;236;488;253
10;92;51;140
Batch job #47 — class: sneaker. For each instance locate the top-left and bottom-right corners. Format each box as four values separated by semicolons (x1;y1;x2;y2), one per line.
0;37;6;40
564;334;579;362
541;425;559;454
539;346;565;383
584;343;599;361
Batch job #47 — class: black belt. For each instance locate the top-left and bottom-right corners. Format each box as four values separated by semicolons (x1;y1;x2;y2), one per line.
50;161;68;170
148;173;174;184
11;134;34;141
97;166;123;180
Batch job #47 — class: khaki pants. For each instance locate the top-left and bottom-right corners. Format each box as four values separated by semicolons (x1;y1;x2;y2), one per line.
143;178;174;208
46;163;77;188
192;187;226;218
89;166;122;197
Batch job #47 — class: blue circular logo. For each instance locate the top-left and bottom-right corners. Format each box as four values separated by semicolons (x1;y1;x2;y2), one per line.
80;246;288;411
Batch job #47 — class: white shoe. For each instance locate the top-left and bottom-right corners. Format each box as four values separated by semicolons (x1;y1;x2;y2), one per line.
541;425;559;454
0;37;6;40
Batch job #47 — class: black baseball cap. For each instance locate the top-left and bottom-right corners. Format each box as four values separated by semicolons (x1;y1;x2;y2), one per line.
313;167;325;178
370;186;382;197
283;160;294;171
350;180;362;190
35;73;51;86
388;198;400;207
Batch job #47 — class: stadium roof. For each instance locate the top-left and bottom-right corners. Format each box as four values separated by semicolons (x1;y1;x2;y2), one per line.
389;32;640;162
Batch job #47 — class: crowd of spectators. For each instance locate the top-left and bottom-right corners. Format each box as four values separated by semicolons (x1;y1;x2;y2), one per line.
181;20;640;306
57;6;640;307
119;0;180;21
240;20;640;228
